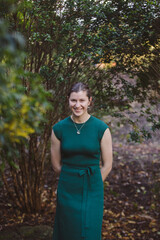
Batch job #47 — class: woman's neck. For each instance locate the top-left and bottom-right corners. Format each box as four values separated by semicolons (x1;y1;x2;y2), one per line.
71;113;90;123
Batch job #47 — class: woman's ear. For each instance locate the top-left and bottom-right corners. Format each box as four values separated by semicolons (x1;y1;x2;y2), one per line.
88;97;92;106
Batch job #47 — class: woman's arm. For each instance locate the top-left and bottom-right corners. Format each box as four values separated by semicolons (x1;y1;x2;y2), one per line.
100;128;113;181
51;130;61;174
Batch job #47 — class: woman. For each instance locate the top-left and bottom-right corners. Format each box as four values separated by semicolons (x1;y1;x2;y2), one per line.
51;82;112;240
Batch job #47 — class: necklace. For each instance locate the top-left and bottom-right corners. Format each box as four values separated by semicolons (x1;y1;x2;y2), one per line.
73;121;85;134
71;115;90;134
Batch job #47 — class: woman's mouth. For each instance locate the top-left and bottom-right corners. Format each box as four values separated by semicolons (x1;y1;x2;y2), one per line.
74;109;82;112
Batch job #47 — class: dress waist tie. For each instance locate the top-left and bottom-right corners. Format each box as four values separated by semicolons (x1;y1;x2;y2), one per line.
78;166;97;238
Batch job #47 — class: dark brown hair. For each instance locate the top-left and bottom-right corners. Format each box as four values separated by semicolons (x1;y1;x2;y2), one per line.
68;82;92;99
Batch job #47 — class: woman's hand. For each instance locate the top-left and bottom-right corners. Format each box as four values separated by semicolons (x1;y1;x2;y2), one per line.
100;128;113;181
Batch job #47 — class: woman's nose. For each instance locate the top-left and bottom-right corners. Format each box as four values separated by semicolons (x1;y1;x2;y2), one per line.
75;101;80;107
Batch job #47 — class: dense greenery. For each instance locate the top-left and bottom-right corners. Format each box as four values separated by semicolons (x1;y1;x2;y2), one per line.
0;2;51;212
0;0;159;212
0;19;50;161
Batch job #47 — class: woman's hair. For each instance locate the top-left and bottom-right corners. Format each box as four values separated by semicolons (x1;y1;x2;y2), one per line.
68;82;92;99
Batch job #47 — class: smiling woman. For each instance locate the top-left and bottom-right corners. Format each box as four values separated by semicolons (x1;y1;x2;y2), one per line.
51;82;113;240
68;82;92;122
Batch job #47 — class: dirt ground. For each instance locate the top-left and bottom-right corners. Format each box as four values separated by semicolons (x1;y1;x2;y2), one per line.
0;113;160;240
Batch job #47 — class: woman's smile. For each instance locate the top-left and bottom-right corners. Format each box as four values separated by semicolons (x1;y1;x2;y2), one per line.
74;108;83;111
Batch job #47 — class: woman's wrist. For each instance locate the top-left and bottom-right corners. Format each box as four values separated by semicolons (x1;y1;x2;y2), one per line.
52;165;61;174
101;165;112;181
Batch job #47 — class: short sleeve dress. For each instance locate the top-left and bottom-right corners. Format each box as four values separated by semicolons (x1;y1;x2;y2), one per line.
52;115;108;240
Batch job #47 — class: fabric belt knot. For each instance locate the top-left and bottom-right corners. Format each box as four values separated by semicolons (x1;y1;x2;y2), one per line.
78;166;95;177
78;166;96;238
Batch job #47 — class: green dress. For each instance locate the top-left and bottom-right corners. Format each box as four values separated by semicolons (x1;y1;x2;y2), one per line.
52;115;108;240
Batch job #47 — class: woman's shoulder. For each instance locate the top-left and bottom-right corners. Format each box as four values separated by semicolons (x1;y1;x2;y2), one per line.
53;116;70;128
52;117;71;140
91;115;109;128
91;115;109;141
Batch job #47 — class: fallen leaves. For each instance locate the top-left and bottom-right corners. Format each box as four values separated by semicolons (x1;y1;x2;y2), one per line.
101;142;160;239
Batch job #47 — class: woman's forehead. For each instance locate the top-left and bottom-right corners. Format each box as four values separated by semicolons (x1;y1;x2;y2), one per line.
69;91;88;98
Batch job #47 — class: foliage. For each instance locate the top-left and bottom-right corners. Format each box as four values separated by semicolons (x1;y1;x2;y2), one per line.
94;0;160;141
0;17;50;163
11;0;160;137
0;0;160;213
0;2;51;212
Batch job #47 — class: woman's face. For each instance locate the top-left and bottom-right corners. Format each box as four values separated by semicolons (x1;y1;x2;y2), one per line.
69;91;91;118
